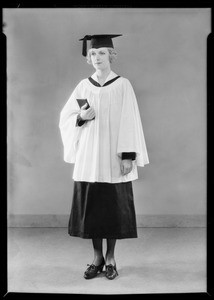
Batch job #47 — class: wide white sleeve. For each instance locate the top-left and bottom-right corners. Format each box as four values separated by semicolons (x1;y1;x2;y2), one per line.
117;79;149;167
59;83;83;163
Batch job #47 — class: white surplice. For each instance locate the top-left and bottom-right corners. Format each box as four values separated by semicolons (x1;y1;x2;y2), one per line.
59;71;149;183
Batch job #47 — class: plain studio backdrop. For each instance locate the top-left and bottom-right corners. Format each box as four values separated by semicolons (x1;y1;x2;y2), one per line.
5;8;210;227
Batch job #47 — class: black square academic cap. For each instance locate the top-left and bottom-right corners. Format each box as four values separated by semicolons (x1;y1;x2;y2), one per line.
79;34;122;57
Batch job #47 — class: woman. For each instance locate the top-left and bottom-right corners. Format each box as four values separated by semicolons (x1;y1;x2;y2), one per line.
59;34;149;280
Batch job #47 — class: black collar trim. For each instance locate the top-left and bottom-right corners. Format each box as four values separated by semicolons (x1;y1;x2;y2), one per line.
88;75;120;87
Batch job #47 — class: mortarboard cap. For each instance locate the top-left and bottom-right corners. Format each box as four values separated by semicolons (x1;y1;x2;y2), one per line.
79;34;122;57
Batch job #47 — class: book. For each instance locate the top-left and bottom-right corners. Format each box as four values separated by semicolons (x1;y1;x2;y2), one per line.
76;98;95;120
76;98;90;109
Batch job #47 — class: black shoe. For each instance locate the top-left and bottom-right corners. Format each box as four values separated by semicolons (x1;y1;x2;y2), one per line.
84;257;105;279
105;264;118;280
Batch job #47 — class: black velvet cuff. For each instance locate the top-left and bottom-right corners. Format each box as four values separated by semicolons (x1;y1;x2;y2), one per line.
122;152;136;160
76;114;86;127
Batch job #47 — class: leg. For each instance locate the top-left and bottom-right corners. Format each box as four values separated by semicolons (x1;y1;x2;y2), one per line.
84;238;105;279
105;239;116;265
105;239;118;279
92;238;104;266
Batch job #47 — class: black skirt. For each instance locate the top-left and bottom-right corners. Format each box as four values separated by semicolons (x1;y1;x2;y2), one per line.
68;181;137;239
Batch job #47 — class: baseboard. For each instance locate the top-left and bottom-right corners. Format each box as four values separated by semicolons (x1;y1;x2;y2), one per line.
8;214;206;228
136;214;206;227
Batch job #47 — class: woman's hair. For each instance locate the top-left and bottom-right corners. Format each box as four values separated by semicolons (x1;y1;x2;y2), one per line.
86;47;117;64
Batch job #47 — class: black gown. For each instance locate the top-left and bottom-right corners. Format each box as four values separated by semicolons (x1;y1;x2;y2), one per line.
68;170;137;239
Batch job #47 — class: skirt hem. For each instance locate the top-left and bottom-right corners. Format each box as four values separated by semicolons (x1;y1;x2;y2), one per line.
68;231;138;239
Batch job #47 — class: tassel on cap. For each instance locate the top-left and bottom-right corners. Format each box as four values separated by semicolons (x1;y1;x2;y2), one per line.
79;35;91;57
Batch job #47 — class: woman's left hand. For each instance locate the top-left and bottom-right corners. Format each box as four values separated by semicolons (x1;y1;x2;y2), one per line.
120;159;133;175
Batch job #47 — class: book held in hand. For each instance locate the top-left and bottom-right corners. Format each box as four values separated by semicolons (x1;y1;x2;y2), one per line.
76;99;95;120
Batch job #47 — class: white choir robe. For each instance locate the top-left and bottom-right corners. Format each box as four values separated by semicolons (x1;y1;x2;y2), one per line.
59;71;149;183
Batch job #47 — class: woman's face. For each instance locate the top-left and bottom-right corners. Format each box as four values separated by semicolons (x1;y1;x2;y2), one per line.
90;47;110;71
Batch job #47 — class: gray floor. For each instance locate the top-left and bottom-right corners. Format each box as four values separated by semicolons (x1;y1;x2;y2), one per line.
8;227;206;294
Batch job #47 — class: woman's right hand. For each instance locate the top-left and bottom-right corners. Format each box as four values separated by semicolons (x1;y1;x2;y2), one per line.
80;103;95;120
